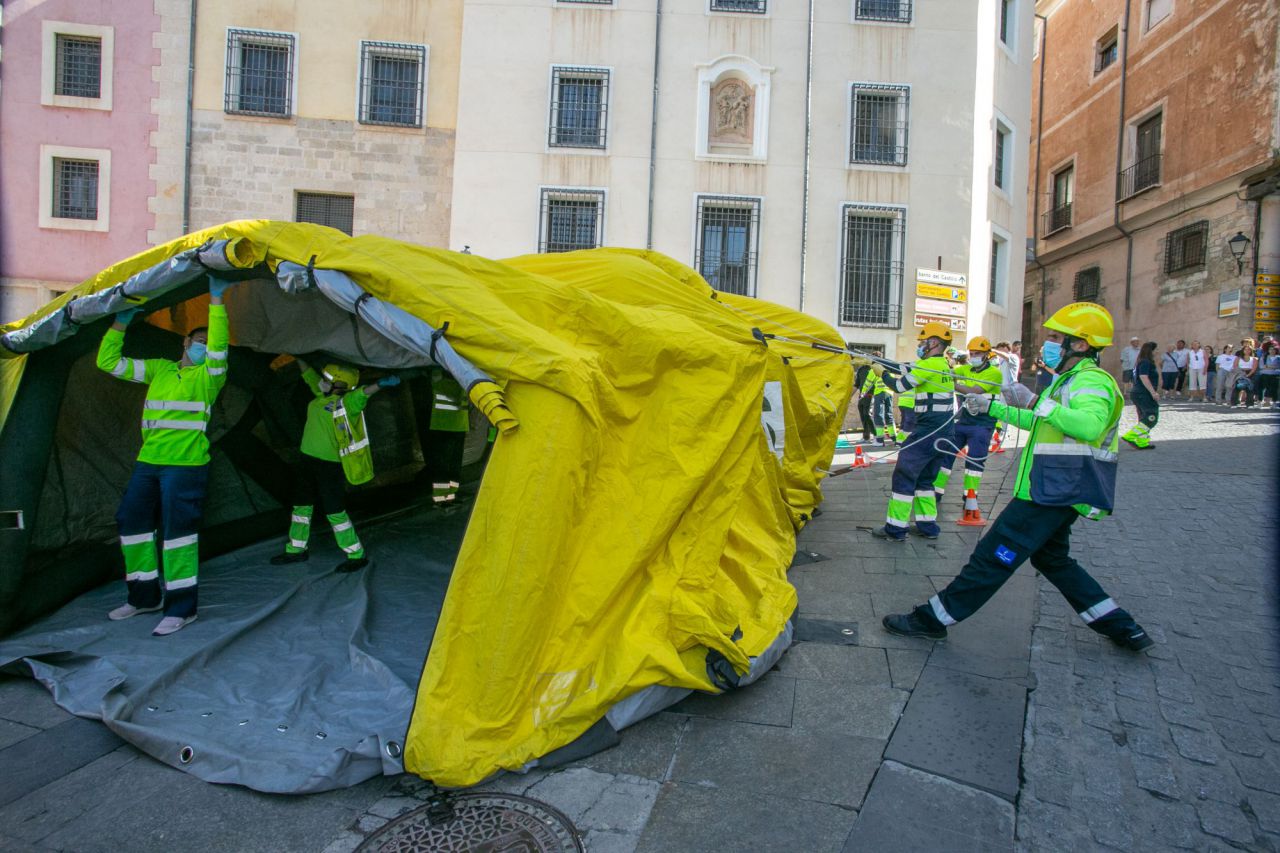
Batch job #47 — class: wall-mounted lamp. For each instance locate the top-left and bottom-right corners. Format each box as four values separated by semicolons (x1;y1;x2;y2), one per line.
1227;231;1251;275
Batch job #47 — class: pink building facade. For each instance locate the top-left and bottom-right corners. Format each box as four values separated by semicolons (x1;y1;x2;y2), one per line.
0;0;174;323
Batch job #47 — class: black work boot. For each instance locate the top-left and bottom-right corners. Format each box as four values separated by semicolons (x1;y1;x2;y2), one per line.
270;551;309;565
336;557;369;573
1109;625;1154;652
882;607;948;641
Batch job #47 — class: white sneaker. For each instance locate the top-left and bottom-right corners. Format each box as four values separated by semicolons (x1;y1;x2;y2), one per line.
108;603;162;621
152;615;197;636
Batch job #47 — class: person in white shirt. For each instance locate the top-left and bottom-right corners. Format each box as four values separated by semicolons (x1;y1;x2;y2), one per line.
995;341;1021;379
1214;347;1239;405
1119;336;1141;393
1170;340;1189;397
1185;341;1207;402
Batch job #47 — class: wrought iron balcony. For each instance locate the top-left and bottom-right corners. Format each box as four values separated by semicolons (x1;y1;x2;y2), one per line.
1042;203;1073;237
1116;153;1161;201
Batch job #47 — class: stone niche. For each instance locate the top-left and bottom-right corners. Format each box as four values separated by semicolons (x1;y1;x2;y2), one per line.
696;55;773;162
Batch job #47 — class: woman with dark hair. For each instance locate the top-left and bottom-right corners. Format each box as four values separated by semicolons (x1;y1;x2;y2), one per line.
1233;345;1258;408
1257;340;1280;409
1204;345;1217;402
1122;342;1160;449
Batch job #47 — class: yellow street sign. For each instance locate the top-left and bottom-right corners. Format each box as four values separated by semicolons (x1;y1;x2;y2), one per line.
1258;298;1278;310
1255;309;1277;321
1256;321;1278;332
1256;273;1280;285
915;283;968;302
1257;285;1279;298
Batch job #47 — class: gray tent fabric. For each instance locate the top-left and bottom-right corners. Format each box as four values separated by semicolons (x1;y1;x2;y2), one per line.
0;503;467;793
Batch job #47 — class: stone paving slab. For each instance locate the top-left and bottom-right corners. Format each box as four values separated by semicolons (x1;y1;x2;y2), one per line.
885;666;1027;801
0;716;124;808
842;760;1014;853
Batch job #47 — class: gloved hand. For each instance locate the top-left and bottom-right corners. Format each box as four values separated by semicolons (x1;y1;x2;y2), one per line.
115;308;140;325
850;356;872;370
208;277;233;298
963;394;992;416
1001;382;1037;408
870;363;886;377
377;375;401;388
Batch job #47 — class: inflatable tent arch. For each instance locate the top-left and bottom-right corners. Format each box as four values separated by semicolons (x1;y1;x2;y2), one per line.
0;220;853;790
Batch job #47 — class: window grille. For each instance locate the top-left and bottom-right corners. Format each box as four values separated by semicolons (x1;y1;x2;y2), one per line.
1164;221;1208;275
225;29;294;117
539;189;604;253
1044;166;1074;235
559;0;613;3
850;85;909;166
840;205;904;328
1074;267;1101;301
854;0;912;24
1096;30;1118;72
359;42;425;127
549;67;609;148
995;125;1009;189
990;237;1006;304
710;0;767;12
55;35;102;98
1118;114;1162;199
296;192;355;236
695;196;761;297
53;158;99;220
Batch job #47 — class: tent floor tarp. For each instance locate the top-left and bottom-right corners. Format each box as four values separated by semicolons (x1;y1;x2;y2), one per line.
0;498;469;794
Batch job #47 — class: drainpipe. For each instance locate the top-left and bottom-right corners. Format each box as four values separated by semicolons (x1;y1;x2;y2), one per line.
1114;0;1134;310
645;0;664;250
181;0;199;235
797;0;815;311
1030;13;1049;322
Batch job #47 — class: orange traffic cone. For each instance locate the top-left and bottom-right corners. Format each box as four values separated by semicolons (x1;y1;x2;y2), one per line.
957;489;986;526
852;445;869;468
990;427;1005;454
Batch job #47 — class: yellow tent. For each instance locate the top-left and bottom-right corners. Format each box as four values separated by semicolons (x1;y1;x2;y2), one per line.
0;221;852;788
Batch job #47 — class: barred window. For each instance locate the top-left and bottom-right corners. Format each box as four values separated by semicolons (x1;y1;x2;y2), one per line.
695;196;761;297
854;0;912;24
710;0;767;12
296;192;355;236
359;42;425;127
559;0;613;3
840;205;905;328
850;84;909;166
539;189;604;253
994;120;1012;190
1164;221;1208;275
1074;267;1101;301
990;235;1008;305
53;158;99;220
225;29;294;117
55;35;102;98
549;67;609;148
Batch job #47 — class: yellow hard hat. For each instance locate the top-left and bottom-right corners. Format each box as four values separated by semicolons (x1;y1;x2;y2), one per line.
917;321;953;343
967;336;992;352
322;363;360;388
1043;302;1114;348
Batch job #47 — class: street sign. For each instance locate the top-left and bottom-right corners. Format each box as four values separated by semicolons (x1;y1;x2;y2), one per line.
1257;285;1279;298
914;313;967;331
1256;321;1278;332
1258;298;1278;310
915;283;968;302
1255;309;1277;321
1219;289;1241;318
917;269;967;287
914;297;967;318
1256;273;1280;285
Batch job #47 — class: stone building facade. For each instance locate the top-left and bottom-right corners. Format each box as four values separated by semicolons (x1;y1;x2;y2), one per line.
1025;0;1280;371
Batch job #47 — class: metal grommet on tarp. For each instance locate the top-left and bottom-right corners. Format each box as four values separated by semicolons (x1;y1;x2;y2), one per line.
384;740;402;759
178;746;194;764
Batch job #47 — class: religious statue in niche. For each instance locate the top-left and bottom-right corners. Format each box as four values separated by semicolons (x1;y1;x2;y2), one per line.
709;78;753;151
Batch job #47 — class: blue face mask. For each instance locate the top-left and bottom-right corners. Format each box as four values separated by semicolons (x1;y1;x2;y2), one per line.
1041;340;1063;369
186;341;207;366
916;344;928;359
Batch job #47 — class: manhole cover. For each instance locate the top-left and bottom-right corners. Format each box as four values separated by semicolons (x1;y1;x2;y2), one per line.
355;792;584;853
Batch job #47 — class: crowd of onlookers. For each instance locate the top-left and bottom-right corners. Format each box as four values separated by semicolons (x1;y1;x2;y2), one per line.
1117;335;1280;409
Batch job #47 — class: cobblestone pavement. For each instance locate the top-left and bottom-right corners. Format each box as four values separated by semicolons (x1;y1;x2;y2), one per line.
1017;403;1280;852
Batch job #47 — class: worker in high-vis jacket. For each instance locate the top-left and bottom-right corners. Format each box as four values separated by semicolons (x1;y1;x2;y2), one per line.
424;366;470;504
934;336;1003;503
99;276;233;636
883;302;1154;653
270;360;399;572
872;323;956;541
895;386;915;445
859;363;893;445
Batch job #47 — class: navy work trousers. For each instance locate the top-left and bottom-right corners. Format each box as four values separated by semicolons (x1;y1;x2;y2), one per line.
116;461;209;618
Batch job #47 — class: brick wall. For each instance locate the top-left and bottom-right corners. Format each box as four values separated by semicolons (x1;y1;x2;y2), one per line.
188;112;455;246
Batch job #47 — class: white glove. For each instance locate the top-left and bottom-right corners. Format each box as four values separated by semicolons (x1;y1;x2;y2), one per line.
963;394;992;416
1001;382;1036;409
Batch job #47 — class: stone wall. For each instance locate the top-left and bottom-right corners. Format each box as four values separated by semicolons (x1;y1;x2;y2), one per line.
188;112;455;246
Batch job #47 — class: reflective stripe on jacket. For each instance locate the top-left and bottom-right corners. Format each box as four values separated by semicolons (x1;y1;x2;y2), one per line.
429;371;470;432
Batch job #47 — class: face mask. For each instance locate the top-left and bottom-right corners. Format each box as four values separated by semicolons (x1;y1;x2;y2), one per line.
1041;340;1064;369
186;342;207;365
319;380;334;394
916;344;928;359
971;354;987;367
